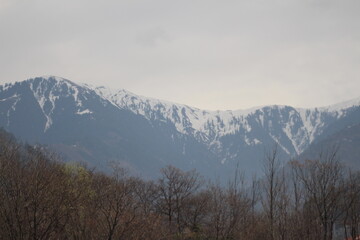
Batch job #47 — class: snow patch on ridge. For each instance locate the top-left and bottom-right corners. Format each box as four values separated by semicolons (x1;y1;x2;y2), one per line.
6;94;20;127
269;133;290;155
76;109;93;115
28;76;88;132
30;81;53;132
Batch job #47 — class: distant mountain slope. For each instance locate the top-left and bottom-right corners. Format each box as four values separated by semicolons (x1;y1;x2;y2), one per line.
0;76;359;178
300;122;360;170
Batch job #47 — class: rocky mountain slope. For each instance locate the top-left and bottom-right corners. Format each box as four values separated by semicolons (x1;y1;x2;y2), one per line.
0;76;359;178
300;122;360;170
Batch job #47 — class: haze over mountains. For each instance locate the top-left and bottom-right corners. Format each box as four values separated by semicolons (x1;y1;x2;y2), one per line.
0;76;359;179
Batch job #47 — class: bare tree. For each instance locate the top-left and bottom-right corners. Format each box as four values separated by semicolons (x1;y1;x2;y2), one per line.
292;147;346;240
157;165;201;236
204;171;253;240
93;170;138;240
132;178;166;240
204;182;228;240
341;171;360;240
181;189;210;238
261;145;288;240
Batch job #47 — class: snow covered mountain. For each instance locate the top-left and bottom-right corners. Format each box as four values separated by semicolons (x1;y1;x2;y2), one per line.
0;76;359;178
93;82;360;156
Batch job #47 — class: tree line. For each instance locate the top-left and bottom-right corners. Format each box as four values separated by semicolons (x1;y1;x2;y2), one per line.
0;130;359;240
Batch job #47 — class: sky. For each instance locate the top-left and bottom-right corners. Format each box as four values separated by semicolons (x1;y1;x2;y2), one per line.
0;0;359;110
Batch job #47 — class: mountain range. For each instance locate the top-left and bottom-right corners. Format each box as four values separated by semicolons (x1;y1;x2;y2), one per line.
0;76;359;179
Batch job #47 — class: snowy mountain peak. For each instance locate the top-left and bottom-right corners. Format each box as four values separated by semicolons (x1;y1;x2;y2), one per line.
28;77;89;131
321;97;360;112
38;75;68;82
0;76;96;132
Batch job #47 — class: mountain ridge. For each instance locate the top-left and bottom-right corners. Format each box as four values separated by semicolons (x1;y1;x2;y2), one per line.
5;75;360;111
0;75;359;178
2;76;359;154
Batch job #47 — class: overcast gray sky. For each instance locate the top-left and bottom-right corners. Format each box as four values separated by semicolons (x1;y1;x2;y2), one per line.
0;0;359;110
